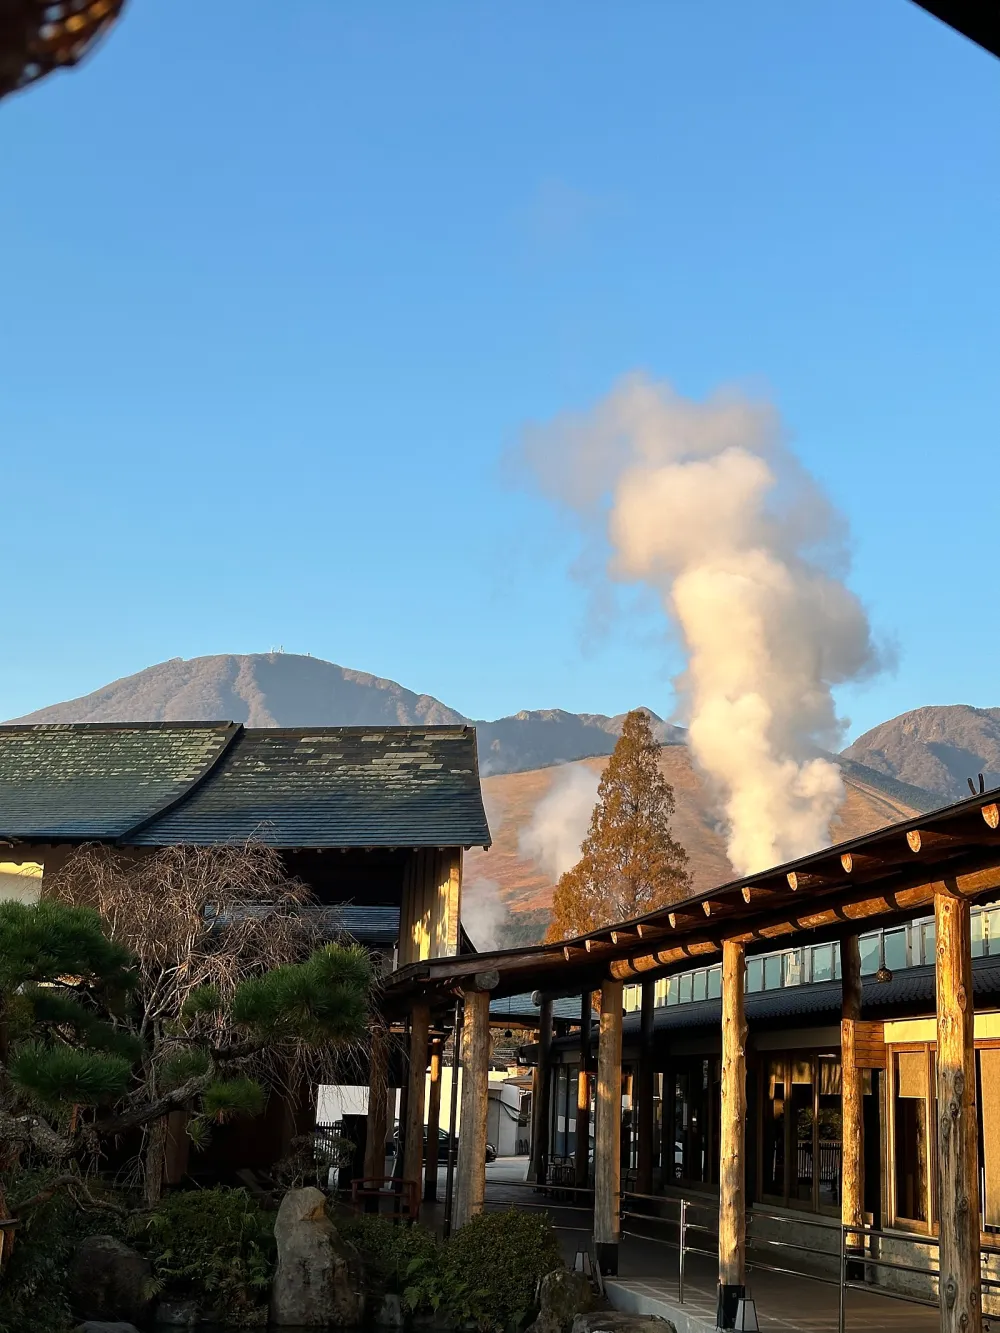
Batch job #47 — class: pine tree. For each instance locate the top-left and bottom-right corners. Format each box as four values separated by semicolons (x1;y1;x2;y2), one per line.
0;897;372;1231
548;709;691;939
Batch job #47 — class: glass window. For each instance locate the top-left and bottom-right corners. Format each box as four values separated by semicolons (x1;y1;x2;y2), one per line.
919;921;936;967
693;970;707;1002
746;958;764;993
679;973;693;1004
707;965;722;999
893;1050;929;1222
666;976;679;1006
859;933;881;975
816;1056;843;1208
811;943;835;983
783;950;805;986
763;1058;786;1198
989;908;1000;957
972;910;986;959
884;928;908;972
791;1059;815;1202
764;954;782;989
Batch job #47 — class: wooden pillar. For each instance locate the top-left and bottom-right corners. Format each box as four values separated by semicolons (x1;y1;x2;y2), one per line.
637;979;656;1194
718;939;747;1329
364;1025;390;1183
840;936;864;1251
424;1036;443;1202
531;996;553;1185
935;887;981;1333
455;984;492;1229
442;1001;464;1237
575;991;592;1188
403;1004;430;1191
594;978;623;1275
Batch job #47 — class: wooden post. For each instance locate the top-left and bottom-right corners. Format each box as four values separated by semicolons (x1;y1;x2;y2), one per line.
935;886;981;1333
424;1036;443;1202
840;936;864;1252
455;988;491;1229
594;978;623;1275
718;938;747;1329
403;1004;430;1193
532;996;553;1185
364;1025;390;1185
575;991;592;1189
442;1001;463;1237
637;979;656;1194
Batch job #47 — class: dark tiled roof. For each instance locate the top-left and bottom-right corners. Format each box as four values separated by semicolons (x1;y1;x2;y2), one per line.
0;723;491;850
133;727;490;848
324;905;400;946
0;722;238;839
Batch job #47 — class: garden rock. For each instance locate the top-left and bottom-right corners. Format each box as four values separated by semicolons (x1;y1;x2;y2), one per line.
271;1186;366;1326
154;1297;201;1325
69;1235;153;1324
527;1270;593;1333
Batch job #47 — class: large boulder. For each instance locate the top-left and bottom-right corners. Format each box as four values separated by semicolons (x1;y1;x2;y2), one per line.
527;1270;594;1333
270;1186;366;1327
69;1235;152;1324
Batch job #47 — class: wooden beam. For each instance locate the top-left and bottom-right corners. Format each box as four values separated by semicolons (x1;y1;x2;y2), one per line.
402;1003;430;1192
455;989;490;1229
530;997;553;1186
424;1036;443;1202
593;978;623;1275
840;937;864;1252
610;862;1000;982
935;885;982;1333
717;938;747;1326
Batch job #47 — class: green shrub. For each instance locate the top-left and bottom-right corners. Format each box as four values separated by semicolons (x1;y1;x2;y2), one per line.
0;1170;127;1333
444;1209;563;1332
338;1212;442;1305
132;1186;275;1327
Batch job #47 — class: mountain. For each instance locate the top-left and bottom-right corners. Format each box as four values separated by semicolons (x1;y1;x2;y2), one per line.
842;705;1000;803
9;653;683;777
11;654;466;730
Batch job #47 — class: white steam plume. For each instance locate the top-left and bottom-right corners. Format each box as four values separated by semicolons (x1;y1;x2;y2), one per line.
519;375;882;875
461;877;507;951
519;765;601;882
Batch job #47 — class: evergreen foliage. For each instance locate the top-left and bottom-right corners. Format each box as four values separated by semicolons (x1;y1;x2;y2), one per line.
550;708;691;937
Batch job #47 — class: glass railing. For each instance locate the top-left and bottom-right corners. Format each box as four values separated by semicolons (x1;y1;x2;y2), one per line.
620;900;1000;1013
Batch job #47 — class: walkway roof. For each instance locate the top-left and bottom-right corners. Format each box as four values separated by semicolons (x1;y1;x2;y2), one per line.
385;786;1000;1015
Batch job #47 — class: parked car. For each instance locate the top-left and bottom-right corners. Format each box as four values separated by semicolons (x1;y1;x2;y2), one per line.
387;1122;497;1162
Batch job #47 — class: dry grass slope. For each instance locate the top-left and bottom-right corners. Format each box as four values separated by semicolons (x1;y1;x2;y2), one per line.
466;745;925;921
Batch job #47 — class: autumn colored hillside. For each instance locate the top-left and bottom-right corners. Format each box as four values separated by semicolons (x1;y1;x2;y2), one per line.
464;744;929;928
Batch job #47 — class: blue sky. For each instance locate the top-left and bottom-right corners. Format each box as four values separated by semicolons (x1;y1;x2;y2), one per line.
1;1;997;739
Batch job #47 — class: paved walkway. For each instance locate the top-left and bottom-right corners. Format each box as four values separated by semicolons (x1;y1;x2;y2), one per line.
474;1158;947;1333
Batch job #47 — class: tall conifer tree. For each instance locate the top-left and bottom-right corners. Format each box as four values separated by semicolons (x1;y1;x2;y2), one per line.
549;709;690;938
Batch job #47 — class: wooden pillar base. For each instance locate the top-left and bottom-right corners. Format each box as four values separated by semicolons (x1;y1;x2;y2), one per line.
716;1283;746;1330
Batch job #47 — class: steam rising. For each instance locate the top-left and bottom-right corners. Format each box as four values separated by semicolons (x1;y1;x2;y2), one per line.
519;375;881;875
519;764;601;881
462;877;507;951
